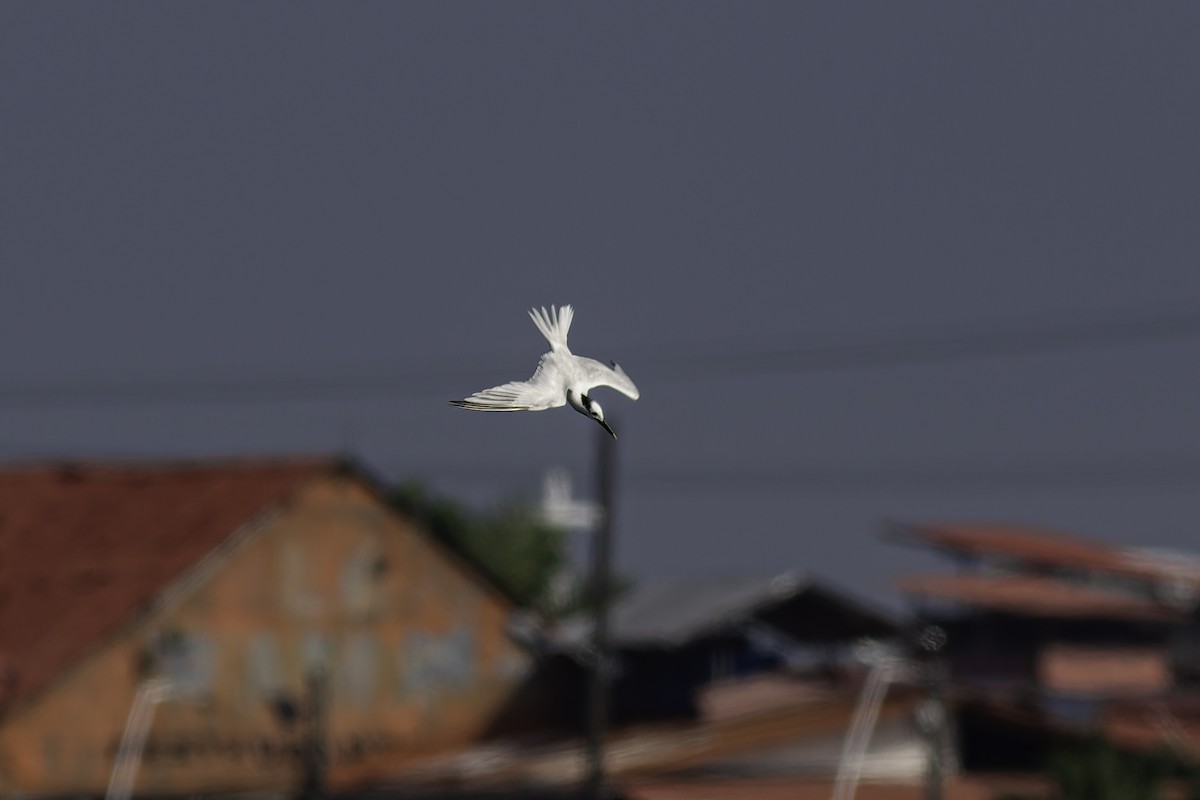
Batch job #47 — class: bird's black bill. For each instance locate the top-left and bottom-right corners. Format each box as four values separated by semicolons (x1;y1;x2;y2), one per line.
598;419;617;439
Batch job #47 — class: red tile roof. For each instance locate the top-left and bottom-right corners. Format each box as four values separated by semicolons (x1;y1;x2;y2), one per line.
893;573;1183;621
887;521;1200;586
0;457;337;713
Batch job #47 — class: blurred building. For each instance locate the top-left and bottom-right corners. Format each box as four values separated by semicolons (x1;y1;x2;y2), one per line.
373;572;933;795
888;520;1200;769
0;457;532;797
554;572;901;725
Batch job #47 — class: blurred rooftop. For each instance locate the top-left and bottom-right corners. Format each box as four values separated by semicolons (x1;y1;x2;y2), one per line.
887;520;1200;590
894;573;1186;621
552;571;900;651
0;456;339;711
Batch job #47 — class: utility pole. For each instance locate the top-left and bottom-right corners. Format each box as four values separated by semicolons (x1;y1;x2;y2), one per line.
915;625;948;800
923;660;947;800
584;419;617;800
268;667;327;800
299;667;327;800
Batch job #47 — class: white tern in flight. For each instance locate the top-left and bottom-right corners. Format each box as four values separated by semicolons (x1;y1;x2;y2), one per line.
450;304;640;438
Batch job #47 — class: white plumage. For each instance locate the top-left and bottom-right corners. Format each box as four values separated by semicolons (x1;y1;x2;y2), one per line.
450;304;639;437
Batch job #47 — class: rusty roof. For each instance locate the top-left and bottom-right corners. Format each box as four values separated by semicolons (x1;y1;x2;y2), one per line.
886;521;1200;587
893;573;1183;621
622;776;1047;800
369;681;924;791
0;456;338;712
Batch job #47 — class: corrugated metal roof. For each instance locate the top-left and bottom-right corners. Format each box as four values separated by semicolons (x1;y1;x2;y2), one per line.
887;521;1200;588
893;573;1185;621
552;571;836;650
610;572;810;646
552;572;900;652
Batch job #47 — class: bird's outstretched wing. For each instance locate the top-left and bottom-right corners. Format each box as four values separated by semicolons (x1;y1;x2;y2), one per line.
576;358;640;401
450;354;566;412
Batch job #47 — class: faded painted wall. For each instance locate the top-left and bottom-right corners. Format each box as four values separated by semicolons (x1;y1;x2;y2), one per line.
0;476;531;796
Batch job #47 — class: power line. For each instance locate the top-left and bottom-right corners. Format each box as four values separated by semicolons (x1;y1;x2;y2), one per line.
2;305;1200;409
646;305;1200;379
397;452;1200;495
3;446;1197;494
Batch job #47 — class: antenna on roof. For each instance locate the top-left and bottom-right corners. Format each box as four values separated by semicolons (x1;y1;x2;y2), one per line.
538;467;602;530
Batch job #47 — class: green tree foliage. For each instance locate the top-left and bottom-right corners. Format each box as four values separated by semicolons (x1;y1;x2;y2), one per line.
1047;738;1173;800
389;481;569;613
995;736;1200;800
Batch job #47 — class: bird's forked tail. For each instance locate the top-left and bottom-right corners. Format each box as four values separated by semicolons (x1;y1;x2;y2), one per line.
528;304;574;350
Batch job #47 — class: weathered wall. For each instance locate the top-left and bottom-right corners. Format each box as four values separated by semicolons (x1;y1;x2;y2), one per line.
0;476;531;795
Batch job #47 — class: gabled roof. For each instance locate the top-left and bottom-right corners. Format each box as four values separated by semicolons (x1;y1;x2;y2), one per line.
0;456;345;712
555;572;898;650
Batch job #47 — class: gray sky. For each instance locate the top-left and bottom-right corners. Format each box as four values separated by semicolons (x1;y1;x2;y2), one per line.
3;3;1200;608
